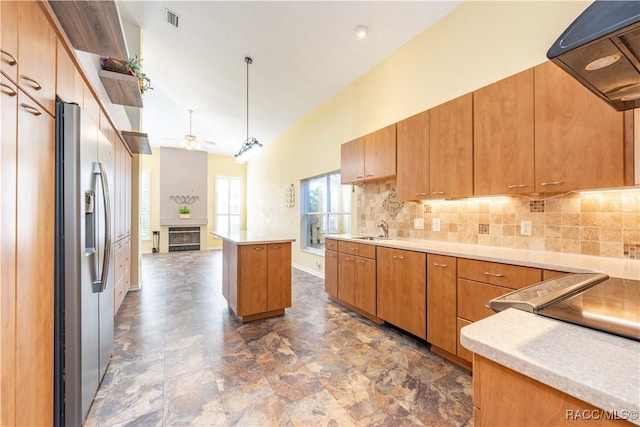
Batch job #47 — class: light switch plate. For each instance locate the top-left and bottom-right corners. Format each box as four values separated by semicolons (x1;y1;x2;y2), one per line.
414;218;424;230
432;218;441;232
520;220;532;236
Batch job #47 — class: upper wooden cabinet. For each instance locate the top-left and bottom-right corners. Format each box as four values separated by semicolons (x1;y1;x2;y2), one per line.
397;110;429;201
429;93;473;199
341;124;396;184
56;40;83;105
534;61;625;192
16;2;56;116
474;69;535;195
340;137;364;184
1;1;19;81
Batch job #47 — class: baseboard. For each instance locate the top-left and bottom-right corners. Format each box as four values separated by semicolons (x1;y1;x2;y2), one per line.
292;263;324;279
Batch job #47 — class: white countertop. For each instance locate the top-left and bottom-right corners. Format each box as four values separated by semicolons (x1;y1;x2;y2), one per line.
460;309;640;424
212;230;295;245
327;235;640;280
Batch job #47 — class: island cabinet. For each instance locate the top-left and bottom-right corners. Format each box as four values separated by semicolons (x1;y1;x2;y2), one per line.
337;241;376;317
396;110;430;201
473;355;632;427
456;259;542;364
377;247;427;339
534;61;625;193
219;235;293;323
429;93;473;199
340;124;397;184
426;254;458;356
474;68;535;196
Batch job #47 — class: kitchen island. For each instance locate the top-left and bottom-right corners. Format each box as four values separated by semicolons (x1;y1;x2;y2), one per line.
213;231;295;322
461;309;639;426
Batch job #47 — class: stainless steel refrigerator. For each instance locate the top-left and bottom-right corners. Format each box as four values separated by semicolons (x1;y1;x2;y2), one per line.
55;102;114;426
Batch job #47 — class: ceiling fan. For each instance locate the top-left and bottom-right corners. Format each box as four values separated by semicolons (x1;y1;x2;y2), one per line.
164;109;216;150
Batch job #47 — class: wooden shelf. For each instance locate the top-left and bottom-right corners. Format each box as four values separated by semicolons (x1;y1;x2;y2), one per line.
99;70;143;108
48;0;128;59
120;130;152;155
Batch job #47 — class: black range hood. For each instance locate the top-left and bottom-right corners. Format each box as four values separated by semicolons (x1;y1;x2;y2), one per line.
547;0;640;111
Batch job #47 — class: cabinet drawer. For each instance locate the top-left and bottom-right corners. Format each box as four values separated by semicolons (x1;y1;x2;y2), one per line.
114;238;126;256
114;278;126;315
114;250;125;284
325;238;338;251
457;278;512;322
458;258;541;289
338;240;376;259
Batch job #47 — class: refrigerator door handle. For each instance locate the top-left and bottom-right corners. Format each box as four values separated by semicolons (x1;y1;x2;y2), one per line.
92;162;112;293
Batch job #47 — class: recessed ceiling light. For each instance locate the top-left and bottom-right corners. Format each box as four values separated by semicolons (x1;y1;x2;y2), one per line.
354;25;368;39
585;54;621;71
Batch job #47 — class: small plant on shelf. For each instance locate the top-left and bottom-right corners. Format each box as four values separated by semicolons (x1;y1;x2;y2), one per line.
179;205;191;218
100;55;153;94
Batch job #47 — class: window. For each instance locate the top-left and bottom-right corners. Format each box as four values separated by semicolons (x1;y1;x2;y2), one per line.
302;172;350;251
215;176;242;233
139;169;151;241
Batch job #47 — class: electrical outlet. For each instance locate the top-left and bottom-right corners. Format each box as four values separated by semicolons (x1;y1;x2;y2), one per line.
315;261;322;270
520;220;532;236
432;218;441;232
414;218;424;230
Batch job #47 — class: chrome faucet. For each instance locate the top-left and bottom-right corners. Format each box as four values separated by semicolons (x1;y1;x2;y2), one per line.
377;219;389;238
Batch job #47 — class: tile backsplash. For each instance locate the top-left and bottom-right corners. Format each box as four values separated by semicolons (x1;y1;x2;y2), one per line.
356;182;640;260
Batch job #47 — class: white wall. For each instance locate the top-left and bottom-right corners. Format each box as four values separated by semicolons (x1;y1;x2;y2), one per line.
245;1;592;275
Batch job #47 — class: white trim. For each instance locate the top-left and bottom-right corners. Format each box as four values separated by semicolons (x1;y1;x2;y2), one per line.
293;263;324;279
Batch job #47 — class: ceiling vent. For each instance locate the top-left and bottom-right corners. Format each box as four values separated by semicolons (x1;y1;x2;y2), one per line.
166;9;179;28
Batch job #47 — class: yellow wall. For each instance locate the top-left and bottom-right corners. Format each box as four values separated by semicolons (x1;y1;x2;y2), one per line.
246;1;592;275
140;149;246;253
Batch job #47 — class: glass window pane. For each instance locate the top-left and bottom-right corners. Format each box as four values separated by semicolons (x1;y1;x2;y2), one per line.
306;176;327;213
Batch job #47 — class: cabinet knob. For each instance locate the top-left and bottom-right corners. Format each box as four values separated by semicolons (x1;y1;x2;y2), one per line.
0;49;17;66
355;175;364;179
392;255;405;260
253;247;265;251
0;82;17;97
432;191;445;195
350;247;359;252
20;74;42;91
540;180;564;186
20;103;42;116
507;184;528;189
415;192;427;196
271;245;281;249
355;259;365;264
433;262;448;268
484;271;505;278
365;174;374;177
345;257;354;261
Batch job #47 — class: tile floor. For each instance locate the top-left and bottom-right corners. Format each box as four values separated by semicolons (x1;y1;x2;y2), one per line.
85;250;472;426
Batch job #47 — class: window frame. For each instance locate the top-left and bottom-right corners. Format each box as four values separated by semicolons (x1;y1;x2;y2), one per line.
214;175;243;234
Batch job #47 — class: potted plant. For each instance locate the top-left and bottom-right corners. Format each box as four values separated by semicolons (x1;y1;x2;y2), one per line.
100;55;153;94
179;205;191;219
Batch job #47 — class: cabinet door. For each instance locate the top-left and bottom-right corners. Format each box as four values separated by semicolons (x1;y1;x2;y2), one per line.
397;110;429;201
377;247;426;339
17;2;56;115
430;93;473;199
338;253;356;306
474;69;535;195
1;0;18;81
457;318;473;363
340;137;364;184
0;74;18;427
427;254;457;355
56;40;83;104
238;245;268;315
534;61;624;192
325;249;338;298
267;243;291;311
354;257;376;316
457;279;512;322
15;92;54;426
364;123;396;181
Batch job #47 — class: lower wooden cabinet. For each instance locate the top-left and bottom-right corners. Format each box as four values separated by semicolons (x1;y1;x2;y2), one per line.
113;235;131;315
427;254;457;355
338;253;376;316
325;248;338;298
377;247;427;339
225;242;292;321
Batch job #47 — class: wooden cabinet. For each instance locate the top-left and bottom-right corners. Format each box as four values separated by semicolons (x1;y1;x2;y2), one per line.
474;69;535;195
16;2;56;115
224;241;292;322
473;355;631;427
397;110;429;201
456;259;542;363
534;61;625;192
377;247;426;339
340;124;396;184
427;254;457;355
56;40;84;105
337;253;376;316
325;247;338;298
1;0;18;81
113;236;131;315
340;137;364;183
429;93;473;199
364;124;396;182
113;134;132;240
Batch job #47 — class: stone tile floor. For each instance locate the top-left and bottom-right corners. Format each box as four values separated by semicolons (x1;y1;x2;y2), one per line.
85;250;472;426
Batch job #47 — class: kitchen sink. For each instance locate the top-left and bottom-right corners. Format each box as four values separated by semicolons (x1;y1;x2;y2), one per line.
351;235;390;240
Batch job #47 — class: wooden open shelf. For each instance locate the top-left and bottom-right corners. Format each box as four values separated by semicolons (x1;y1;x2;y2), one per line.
120;131;152;155
99;70;143;108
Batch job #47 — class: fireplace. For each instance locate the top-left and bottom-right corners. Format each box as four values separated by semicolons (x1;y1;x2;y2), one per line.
168;226;201;252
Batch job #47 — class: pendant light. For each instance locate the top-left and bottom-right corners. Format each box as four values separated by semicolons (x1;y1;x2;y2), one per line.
234;56;262;163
